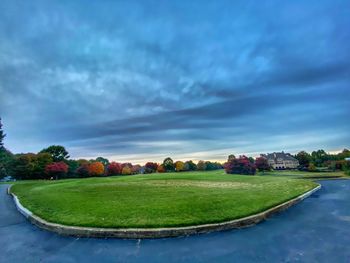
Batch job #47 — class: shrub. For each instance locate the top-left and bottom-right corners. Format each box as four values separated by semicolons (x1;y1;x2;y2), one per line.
45;162;68;180
88;162;105;176
224;155;256;175
308;163;317;172
107;162;122;176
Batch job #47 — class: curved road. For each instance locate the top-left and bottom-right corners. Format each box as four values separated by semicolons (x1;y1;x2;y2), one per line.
1;180;350;263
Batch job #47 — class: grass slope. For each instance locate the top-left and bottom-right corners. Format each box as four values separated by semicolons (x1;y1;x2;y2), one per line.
11;170;317;228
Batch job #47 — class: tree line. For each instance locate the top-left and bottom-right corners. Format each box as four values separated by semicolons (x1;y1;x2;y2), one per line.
0;118;349;179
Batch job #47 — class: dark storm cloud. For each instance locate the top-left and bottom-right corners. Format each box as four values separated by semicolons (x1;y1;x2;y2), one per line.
0;0;349;162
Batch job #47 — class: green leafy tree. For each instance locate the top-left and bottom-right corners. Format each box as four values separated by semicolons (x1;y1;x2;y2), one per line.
39;145;70;162
163;157;175;172
0;117;5;149
311;149;328;167
185;160;197;171
197;160;207;171
96;157;109;166
32;153;53;179
295;151;311;167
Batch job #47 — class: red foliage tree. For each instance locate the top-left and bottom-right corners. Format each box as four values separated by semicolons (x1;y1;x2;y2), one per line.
45;161;68;180
224;155;256;175
107;162;123;176
255;157;271;172
145;162;158;173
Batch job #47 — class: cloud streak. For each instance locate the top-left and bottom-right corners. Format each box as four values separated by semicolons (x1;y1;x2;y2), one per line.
0;0;349;163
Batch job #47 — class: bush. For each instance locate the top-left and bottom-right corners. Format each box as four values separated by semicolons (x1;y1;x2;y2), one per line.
308;163;317;172
255;157;271;172
224;155;256;175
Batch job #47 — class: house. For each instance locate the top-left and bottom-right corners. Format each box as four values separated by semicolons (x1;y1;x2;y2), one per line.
261;152;299;170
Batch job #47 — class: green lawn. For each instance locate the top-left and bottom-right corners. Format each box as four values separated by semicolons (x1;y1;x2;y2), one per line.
10;170;318;228
259;170;347;179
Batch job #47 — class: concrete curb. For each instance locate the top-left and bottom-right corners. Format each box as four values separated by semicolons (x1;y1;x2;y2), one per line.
8;184;321;239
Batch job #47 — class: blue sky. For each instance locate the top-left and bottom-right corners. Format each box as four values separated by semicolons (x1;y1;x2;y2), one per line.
0;0;349;163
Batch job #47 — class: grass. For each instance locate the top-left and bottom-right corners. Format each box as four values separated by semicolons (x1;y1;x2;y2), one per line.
10;170;318;228
259;170;347;179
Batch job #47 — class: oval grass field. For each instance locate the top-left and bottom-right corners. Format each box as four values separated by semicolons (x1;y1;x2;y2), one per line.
10;170;317;228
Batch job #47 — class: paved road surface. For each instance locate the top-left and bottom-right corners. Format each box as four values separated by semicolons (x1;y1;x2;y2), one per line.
1;180;350;263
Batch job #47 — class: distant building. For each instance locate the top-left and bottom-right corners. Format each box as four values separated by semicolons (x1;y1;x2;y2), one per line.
261;152;299;170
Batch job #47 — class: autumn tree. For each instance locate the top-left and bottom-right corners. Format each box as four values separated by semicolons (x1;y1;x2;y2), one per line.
175;161;185;172
32;152;53;179
163;157;174;172
76;163;90;178
157;164;166;173
255;157;270;172
145;162;158;173
122;166;132;175
39;145;69;162
132;164;141;174
224;155;256;175
107;162;122;176
45;162;68;180
197;160;206;171
88;162;105;176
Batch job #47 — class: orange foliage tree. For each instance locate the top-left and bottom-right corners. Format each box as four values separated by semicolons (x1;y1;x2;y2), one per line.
157;165;166;173
88;162;104;176
122;166;132;175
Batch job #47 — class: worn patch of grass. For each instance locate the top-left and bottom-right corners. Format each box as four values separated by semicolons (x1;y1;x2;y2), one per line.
11;170;317;228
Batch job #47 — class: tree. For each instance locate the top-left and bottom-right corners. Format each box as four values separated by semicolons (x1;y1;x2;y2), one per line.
12;153;37;180
145;162;158;173
197;160;206;171
157;165;166;173
255;157;270;172
122;166;132;175
163;157;174;172
65;159;80;178
45;162;68;180
132;164;141;174
228;154;235;162
88;162;105;176
308;163;316;172
107;162;122;176
224;155;256;175
0;148;14;179
0;117;5;149
39;145;70;162
175;161;185;172
185;160;197;171
76;163;90;178
295;151;311;167
96;157;109;166
311;149;328;167
33;153;53;179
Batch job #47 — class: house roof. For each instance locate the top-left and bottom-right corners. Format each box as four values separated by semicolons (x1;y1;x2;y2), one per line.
261;152;298;162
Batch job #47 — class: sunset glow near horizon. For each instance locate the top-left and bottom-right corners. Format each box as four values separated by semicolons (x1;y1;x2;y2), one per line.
1;0;349;164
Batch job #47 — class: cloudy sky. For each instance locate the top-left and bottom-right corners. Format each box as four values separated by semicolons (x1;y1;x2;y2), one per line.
0;0;349;164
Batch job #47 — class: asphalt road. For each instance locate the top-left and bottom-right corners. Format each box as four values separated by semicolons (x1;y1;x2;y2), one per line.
1;180;350;263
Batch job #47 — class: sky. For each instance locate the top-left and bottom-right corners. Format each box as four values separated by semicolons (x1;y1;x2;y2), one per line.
0;0;349;164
